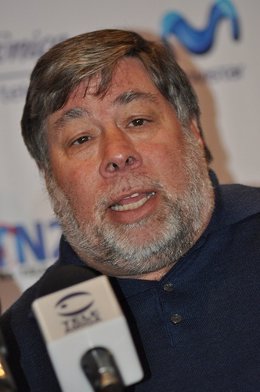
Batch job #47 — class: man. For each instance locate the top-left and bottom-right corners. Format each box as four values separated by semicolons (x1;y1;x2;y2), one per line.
0;29;259;391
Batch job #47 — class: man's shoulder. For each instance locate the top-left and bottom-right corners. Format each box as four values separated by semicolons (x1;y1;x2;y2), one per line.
1;281;38;325
218;182;260;224
0;262;59;335
0;262;64;391
220;182;260;200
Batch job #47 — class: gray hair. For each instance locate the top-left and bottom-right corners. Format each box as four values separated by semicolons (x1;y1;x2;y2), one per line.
21;29;211;170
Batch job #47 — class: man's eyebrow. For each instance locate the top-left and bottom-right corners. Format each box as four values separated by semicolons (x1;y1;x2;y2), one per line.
52;107;88;131
113;90;159;106
51;92;158;130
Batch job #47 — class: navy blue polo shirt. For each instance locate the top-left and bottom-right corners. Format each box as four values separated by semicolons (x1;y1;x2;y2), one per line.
113;180;260;391
1;176;260;391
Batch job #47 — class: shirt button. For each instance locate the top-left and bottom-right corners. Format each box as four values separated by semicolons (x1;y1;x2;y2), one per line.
163;282;174;292
170;314;183;325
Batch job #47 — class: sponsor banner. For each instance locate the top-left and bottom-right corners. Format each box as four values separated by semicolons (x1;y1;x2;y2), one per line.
0;0;259;292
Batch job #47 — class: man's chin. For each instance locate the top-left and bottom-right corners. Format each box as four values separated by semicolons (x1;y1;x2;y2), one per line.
101;225;171;254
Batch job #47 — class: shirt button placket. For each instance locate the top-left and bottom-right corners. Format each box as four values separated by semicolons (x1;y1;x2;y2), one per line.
162;282;183;325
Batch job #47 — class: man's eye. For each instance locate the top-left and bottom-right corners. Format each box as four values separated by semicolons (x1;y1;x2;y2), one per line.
131;118;147;127
72;135;91;145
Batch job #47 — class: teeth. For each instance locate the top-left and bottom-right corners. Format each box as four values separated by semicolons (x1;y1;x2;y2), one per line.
111;192;155;212
128;193;139;198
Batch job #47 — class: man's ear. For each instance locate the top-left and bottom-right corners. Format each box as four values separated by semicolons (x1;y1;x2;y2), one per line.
189;118;213;163
190;118;205;147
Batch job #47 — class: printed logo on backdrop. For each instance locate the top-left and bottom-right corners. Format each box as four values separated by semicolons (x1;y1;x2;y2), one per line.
0;220;61;288
55;291;101;334
0;30;68;289
0;30;68;103
161;0;243;83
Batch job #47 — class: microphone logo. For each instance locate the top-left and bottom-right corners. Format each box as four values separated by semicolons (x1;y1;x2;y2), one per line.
55;291;102;334
33;276;123;342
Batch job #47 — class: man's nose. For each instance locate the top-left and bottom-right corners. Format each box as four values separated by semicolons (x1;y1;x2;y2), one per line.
99;128;143;178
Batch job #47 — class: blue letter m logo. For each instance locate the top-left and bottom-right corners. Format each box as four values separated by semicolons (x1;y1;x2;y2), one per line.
161;0;240;54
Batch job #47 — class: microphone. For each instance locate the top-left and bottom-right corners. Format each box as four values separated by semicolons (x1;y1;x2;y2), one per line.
32;265;143;392
0;329;16;392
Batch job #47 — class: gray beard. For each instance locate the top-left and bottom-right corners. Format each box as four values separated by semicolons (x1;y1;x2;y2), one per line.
46;131;214;276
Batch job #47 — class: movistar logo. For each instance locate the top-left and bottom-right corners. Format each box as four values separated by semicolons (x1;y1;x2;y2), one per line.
161;0;240;54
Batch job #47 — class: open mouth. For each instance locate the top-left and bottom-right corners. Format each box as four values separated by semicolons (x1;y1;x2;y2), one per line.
110;191;156;212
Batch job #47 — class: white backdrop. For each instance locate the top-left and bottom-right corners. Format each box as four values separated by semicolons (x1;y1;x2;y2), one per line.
0;0;259;308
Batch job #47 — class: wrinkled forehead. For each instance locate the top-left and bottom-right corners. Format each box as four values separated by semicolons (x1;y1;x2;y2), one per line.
46;58;172;134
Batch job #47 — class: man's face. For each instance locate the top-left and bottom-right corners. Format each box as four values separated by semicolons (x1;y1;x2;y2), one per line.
46;58;214;279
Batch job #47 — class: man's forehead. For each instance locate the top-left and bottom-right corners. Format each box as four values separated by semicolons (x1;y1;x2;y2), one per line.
68;57;157;99
48;57;165;128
